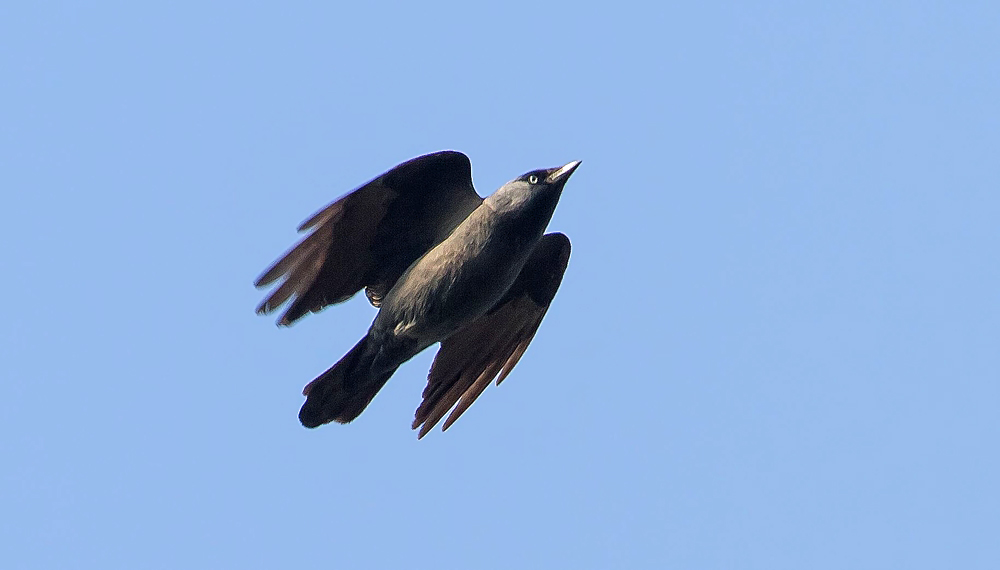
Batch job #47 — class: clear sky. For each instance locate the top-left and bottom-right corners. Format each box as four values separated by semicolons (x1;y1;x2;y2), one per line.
3;1;998;568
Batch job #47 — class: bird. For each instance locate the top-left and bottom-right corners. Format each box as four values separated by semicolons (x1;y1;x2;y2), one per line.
254;151;579;438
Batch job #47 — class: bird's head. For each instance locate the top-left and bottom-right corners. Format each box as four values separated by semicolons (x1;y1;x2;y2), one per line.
485;160;581;223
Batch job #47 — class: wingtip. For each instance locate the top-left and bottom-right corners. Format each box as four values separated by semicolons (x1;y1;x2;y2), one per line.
411;414;432;438
254;299;294;326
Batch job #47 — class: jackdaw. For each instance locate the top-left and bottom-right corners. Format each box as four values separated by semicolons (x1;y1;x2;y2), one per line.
255;151;579;437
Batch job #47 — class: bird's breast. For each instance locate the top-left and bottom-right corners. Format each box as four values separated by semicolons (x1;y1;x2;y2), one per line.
372;211;537;343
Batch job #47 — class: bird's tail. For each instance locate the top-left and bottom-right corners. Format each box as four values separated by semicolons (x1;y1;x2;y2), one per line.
298;336;398;428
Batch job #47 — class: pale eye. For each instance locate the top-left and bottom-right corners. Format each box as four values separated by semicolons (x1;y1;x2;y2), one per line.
528;175;539;184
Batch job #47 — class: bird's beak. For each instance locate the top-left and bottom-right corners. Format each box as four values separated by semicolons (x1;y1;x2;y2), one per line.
545;160;582;184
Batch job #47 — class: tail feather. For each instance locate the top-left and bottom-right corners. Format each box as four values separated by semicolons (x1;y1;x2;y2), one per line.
298;337;396;427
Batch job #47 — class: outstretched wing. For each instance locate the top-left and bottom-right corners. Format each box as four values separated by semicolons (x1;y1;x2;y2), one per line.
254;151;483;325
412;233;571;438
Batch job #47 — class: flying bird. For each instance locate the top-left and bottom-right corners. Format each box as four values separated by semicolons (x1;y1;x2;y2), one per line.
254;151;579;438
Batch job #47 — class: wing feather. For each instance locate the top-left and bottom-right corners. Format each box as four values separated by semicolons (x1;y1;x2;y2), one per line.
254;151;482;326
413;233;571;438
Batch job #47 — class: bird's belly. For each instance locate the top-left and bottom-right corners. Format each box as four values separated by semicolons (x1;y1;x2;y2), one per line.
373;231;533;344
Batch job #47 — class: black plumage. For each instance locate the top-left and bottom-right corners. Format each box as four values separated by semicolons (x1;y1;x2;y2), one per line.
255;151;579;437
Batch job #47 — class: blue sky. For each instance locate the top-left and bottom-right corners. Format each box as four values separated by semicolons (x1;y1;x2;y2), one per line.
3;1;998;568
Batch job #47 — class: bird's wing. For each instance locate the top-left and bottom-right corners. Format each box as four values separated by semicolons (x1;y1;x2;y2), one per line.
254;151;483;325
412;232;571;438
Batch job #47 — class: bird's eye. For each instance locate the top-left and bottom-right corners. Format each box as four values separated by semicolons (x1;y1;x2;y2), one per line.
528;175;539;184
